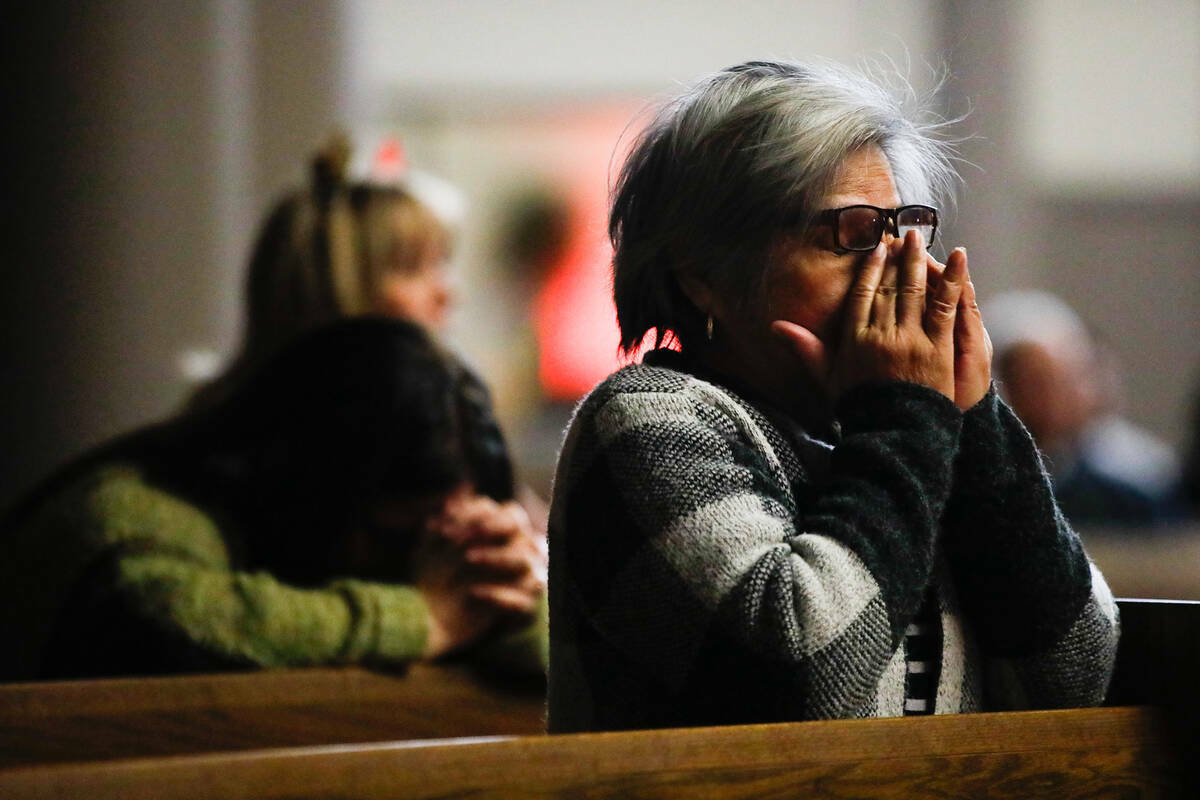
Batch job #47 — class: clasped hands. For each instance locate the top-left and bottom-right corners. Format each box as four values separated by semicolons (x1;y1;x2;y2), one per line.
773;231;993;412
415;492;547;659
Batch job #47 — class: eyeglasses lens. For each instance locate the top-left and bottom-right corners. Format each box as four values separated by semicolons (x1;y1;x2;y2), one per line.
896;206;936;247
838;207;885;251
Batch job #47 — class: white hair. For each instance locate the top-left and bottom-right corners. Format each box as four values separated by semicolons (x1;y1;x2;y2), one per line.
611;59;961;353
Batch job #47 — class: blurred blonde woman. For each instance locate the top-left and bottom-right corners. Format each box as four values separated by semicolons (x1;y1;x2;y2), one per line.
205;138;550;531
195;136;457;409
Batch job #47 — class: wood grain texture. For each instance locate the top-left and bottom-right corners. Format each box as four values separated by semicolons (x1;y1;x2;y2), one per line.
2;599;1197;797
0;664;545;767
0;707;1180;799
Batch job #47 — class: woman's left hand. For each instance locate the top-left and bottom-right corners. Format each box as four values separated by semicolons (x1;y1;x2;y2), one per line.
942;248;992;410
921;247;991;410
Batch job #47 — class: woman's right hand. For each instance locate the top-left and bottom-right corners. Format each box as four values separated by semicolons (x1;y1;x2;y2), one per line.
777;230;966;402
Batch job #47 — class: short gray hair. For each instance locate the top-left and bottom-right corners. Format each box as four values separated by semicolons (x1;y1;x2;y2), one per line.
610;59;960;354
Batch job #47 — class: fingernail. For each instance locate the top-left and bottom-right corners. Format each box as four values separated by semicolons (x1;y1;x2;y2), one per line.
954;246;967;256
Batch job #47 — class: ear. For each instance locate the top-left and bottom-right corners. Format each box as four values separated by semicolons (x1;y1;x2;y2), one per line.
676;271;713;316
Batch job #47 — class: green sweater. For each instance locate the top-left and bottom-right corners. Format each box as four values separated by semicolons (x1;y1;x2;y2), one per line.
0;463;547;680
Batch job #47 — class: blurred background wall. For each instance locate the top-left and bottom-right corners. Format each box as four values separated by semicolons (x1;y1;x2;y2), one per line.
4;0;1198;518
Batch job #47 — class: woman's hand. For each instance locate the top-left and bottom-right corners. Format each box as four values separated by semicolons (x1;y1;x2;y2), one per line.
921;247;992;411
947;248;992;410
775;230;966;402
416;494;547;659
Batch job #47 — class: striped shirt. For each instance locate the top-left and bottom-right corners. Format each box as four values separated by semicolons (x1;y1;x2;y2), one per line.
903;589;943;715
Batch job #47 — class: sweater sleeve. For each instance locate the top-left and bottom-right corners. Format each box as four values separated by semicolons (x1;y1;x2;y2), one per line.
554;373;962;721
57;468;432;672
113;556;431;667
942;388;1119;709
466;592;549;676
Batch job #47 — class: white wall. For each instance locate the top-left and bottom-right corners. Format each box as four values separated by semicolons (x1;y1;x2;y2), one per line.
344;0;938;104
1016;0;1200;195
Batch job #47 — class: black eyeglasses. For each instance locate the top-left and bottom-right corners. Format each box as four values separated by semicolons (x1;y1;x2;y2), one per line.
817;204;939;252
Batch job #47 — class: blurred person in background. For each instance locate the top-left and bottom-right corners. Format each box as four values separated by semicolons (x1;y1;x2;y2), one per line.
986;290;1183;527
192;135;460;410
193;135;549;532
0;318;546;680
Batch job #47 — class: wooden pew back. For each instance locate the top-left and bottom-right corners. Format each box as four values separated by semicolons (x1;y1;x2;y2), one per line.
2;598;1196;798
0;663;544;768
0;706;1180;799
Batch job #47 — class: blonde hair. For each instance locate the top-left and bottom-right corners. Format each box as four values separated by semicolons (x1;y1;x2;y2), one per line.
193;136;451;409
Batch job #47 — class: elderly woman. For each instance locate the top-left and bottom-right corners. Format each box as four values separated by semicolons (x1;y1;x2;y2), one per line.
547;60;1119;732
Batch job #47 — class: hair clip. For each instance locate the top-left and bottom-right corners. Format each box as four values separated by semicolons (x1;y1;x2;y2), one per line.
370;138;409;183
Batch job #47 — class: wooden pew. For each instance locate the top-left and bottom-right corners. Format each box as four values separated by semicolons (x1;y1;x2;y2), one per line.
0;663;544;768
0;706;1181;799
2;598;1195;798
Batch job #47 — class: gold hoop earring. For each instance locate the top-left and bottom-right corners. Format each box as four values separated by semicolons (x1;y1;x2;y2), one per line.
706;314;714;341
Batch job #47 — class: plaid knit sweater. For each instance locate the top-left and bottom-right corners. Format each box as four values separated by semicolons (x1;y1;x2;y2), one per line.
547;349;1118;732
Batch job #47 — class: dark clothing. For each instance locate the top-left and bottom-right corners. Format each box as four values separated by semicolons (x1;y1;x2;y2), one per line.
548;351;1118;732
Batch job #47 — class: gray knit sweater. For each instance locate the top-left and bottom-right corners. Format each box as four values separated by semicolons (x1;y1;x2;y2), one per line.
547;349;1118;732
